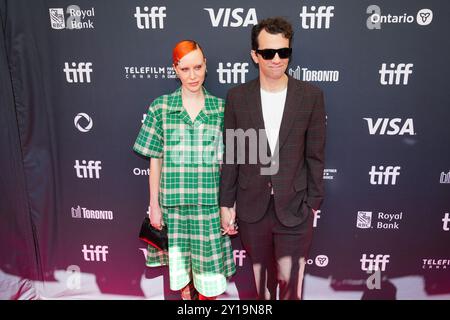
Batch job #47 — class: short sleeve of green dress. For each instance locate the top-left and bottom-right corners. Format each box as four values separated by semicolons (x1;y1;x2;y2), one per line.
133;100;164;159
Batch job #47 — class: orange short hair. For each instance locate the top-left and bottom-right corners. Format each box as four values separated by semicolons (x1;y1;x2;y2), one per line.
172;40;204;65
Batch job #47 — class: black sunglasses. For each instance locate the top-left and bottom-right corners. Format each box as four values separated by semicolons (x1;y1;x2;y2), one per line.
255;47;292;60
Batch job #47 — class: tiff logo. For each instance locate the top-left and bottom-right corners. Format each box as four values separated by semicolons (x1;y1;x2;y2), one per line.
134;6;166;29
204;8;257;27
64;62;93;83
82;245;108;262
299;6;334;29
369;166;401;185
313;210;321;228
440;170;450;184
361;254;390;272
379;63;413;85
363;118;415;135
217;62;249;84
233;250;246;267
74;160;102;179
443;213;450;231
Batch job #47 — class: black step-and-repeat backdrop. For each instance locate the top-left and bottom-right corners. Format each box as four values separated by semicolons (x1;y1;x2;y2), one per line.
1;0;449;299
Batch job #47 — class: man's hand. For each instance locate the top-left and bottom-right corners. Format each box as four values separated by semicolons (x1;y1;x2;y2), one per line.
220;207;238;236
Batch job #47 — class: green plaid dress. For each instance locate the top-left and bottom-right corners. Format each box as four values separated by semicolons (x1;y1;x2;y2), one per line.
133;87;236;297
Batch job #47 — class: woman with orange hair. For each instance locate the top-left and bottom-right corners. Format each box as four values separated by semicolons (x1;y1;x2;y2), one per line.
133;40;236;300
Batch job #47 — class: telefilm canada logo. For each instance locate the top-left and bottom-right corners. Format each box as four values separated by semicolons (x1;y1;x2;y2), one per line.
49;5;95;30
288;66;339;82
123;66;176;80
422;258;449;270
356;210;404;230
367;6;433;29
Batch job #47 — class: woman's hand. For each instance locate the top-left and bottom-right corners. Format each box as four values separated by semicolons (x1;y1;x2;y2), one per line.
220;207;238;236
149;205;164;230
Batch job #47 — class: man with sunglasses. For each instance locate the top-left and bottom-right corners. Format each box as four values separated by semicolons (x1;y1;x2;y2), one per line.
220;17;326;300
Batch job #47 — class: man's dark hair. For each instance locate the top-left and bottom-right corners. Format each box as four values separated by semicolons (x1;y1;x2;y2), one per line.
251;17;294;50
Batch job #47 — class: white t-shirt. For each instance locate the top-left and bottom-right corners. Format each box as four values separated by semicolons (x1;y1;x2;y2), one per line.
260;87;287;155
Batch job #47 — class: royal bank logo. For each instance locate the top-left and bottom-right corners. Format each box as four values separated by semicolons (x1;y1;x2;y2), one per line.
357;211;373;229
124;66;176;80
361;254;390;272
363;118;415;135
367;5;433;29
379;63;413;85
422;258;449;270
440;170;450;184
49;5;95;30
299;6;334;29
49;8;65;29
74;113;93;133
71;205;114;220
289;66;339;82
323;168;337;180
134;6;166;29
217;62;249;84
64;62;93;83
204;8;257;27
357;211;404;230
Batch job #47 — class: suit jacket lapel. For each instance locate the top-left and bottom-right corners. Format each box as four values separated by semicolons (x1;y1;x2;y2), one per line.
275;76;303;157
247;78;272;158
247;78;265;132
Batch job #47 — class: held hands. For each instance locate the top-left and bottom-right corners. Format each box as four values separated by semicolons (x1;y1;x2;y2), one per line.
220;207;238;236
149;205;164;230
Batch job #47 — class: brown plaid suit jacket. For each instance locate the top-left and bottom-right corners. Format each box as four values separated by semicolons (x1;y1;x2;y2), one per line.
219;76;326;227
